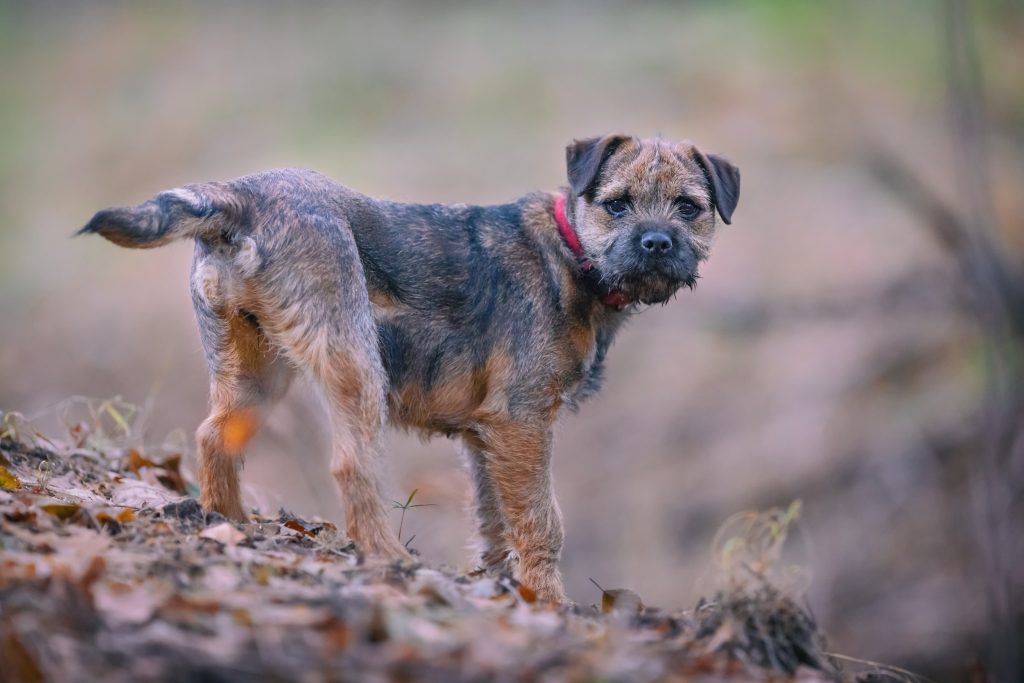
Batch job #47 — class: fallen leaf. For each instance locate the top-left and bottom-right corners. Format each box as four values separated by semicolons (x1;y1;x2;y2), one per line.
125;448;157;474
589;578;643;615
67;421;90;447
321;618;351;650
251;564;272;585
284;519;315;537
231;607;253;626
155;454;187;493
161;594;222;616
110;479;183;509
3;507;36;524
601;588;644;615
94;511;116;526
0;463;20;490
124;450;186;493
200;522;246;546
41;503;81;520
94;582;166;625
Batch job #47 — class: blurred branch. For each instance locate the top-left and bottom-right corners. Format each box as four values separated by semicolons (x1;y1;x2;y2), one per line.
865;151;1024;333
866;152;969;253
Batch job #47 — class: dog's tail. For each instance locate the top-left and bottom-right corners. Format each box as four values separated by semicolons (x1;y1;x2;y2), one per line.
77;183;245;249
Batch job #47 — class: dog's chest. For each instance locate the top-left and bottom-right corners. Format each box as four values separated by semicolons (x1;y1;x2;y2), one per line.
560;318;615;409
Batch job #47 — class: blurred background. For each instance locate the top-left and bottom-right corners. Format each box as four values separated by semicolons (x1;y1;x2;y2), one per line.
1;1;1022;680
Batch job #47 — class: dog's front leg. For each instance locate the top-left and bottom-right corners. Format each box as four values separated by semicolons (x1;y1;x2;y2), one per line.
461;441;515;574
477;422;566;603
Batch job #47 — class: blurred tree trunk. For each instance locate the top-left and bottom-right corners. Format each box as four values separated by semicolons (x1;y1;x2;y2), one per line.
869;0;1023;678
943;1;1023;679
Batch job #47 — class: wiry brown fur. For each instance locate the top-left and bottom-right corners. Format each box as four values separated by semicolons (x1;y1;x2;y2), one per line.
79;135;740;602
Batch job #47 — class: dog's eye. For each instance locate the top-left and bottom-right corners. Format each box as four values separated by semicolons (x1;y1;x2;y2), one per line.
603;198;629;218
675;198;701;220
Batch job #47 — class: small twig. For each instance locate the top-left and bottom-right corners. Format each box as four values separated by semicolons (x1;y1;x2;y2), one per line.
825;652;934;683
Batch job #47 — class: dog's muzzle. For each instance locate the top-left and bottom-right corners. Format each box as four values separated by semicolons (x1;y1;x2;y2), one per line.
599;224;699;304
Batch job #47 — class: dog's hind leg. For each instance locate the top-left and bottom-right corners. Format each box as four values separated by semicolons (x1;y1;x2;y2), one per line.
247;213;408;560
320;340;408;559
192;256;293;521
276;311;408;559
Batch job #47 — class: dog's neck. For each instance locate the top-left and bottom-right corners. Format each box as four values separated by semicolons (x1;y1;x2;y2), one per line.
553;193;632;310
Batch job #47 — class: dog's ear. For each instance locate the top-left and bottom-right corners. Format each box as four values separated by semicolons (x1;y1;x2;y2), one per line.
693;150;741;225
566;134;631;197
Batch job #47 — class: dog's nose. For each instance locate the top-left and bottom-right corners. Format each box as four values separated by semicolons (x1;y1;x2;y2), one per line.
640;231;673;255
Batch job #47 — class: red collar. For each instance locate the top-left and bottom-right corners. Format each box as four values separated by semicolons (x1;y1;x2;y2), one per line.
553;194;632;309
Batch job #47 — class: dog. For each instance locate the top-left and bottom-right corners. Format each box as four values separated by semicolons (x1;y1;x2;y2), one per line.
80;134;740;602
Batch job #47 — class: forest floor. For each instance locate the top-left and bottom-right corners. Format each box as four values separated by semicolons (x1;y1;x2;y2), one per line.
0;417;909;682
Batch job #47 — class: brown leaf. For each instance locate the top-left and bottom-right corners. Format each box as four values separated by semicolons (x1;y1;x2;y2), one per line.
155;453;187;493
0;629;44;683
3;507;36;523
67;421;90;447
123;450;186;493
94;511;116;526
162;594;222;616
322;618;351;650
125;448;157;474
284;519;315;537
161;453;182;472
231;607;253;626
94;508;134;531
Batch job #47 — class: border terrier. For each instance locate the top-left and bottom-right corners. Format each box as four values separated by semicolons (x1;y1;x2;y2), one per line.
80;134;740;602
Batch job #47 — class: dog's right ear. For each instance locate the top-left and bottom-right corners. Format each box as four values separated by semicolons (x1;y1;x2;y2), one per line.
566;134;631;197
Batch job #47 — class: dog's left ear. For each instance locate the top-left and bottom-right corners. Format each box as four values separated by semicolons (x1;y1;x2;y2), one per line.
566;134;631;197
694;150;741;225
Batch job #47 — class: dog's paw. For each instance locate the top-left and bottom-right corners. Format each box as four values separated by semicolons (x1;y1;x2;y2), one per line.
517;568;567;605
354;529;413;563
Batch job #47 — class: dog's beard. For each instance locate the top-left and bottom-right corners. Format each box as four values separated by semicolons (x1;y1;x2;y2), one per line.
597;246;698;305
625;270;696;305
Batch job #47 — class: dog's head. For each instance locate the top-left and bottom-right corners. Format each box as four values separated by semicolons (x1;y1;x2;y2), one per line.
565;134;740;305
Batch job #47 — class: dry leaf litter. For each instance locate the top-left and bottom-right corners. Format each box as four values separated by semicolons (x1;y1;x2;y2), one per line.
0;412;893;682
